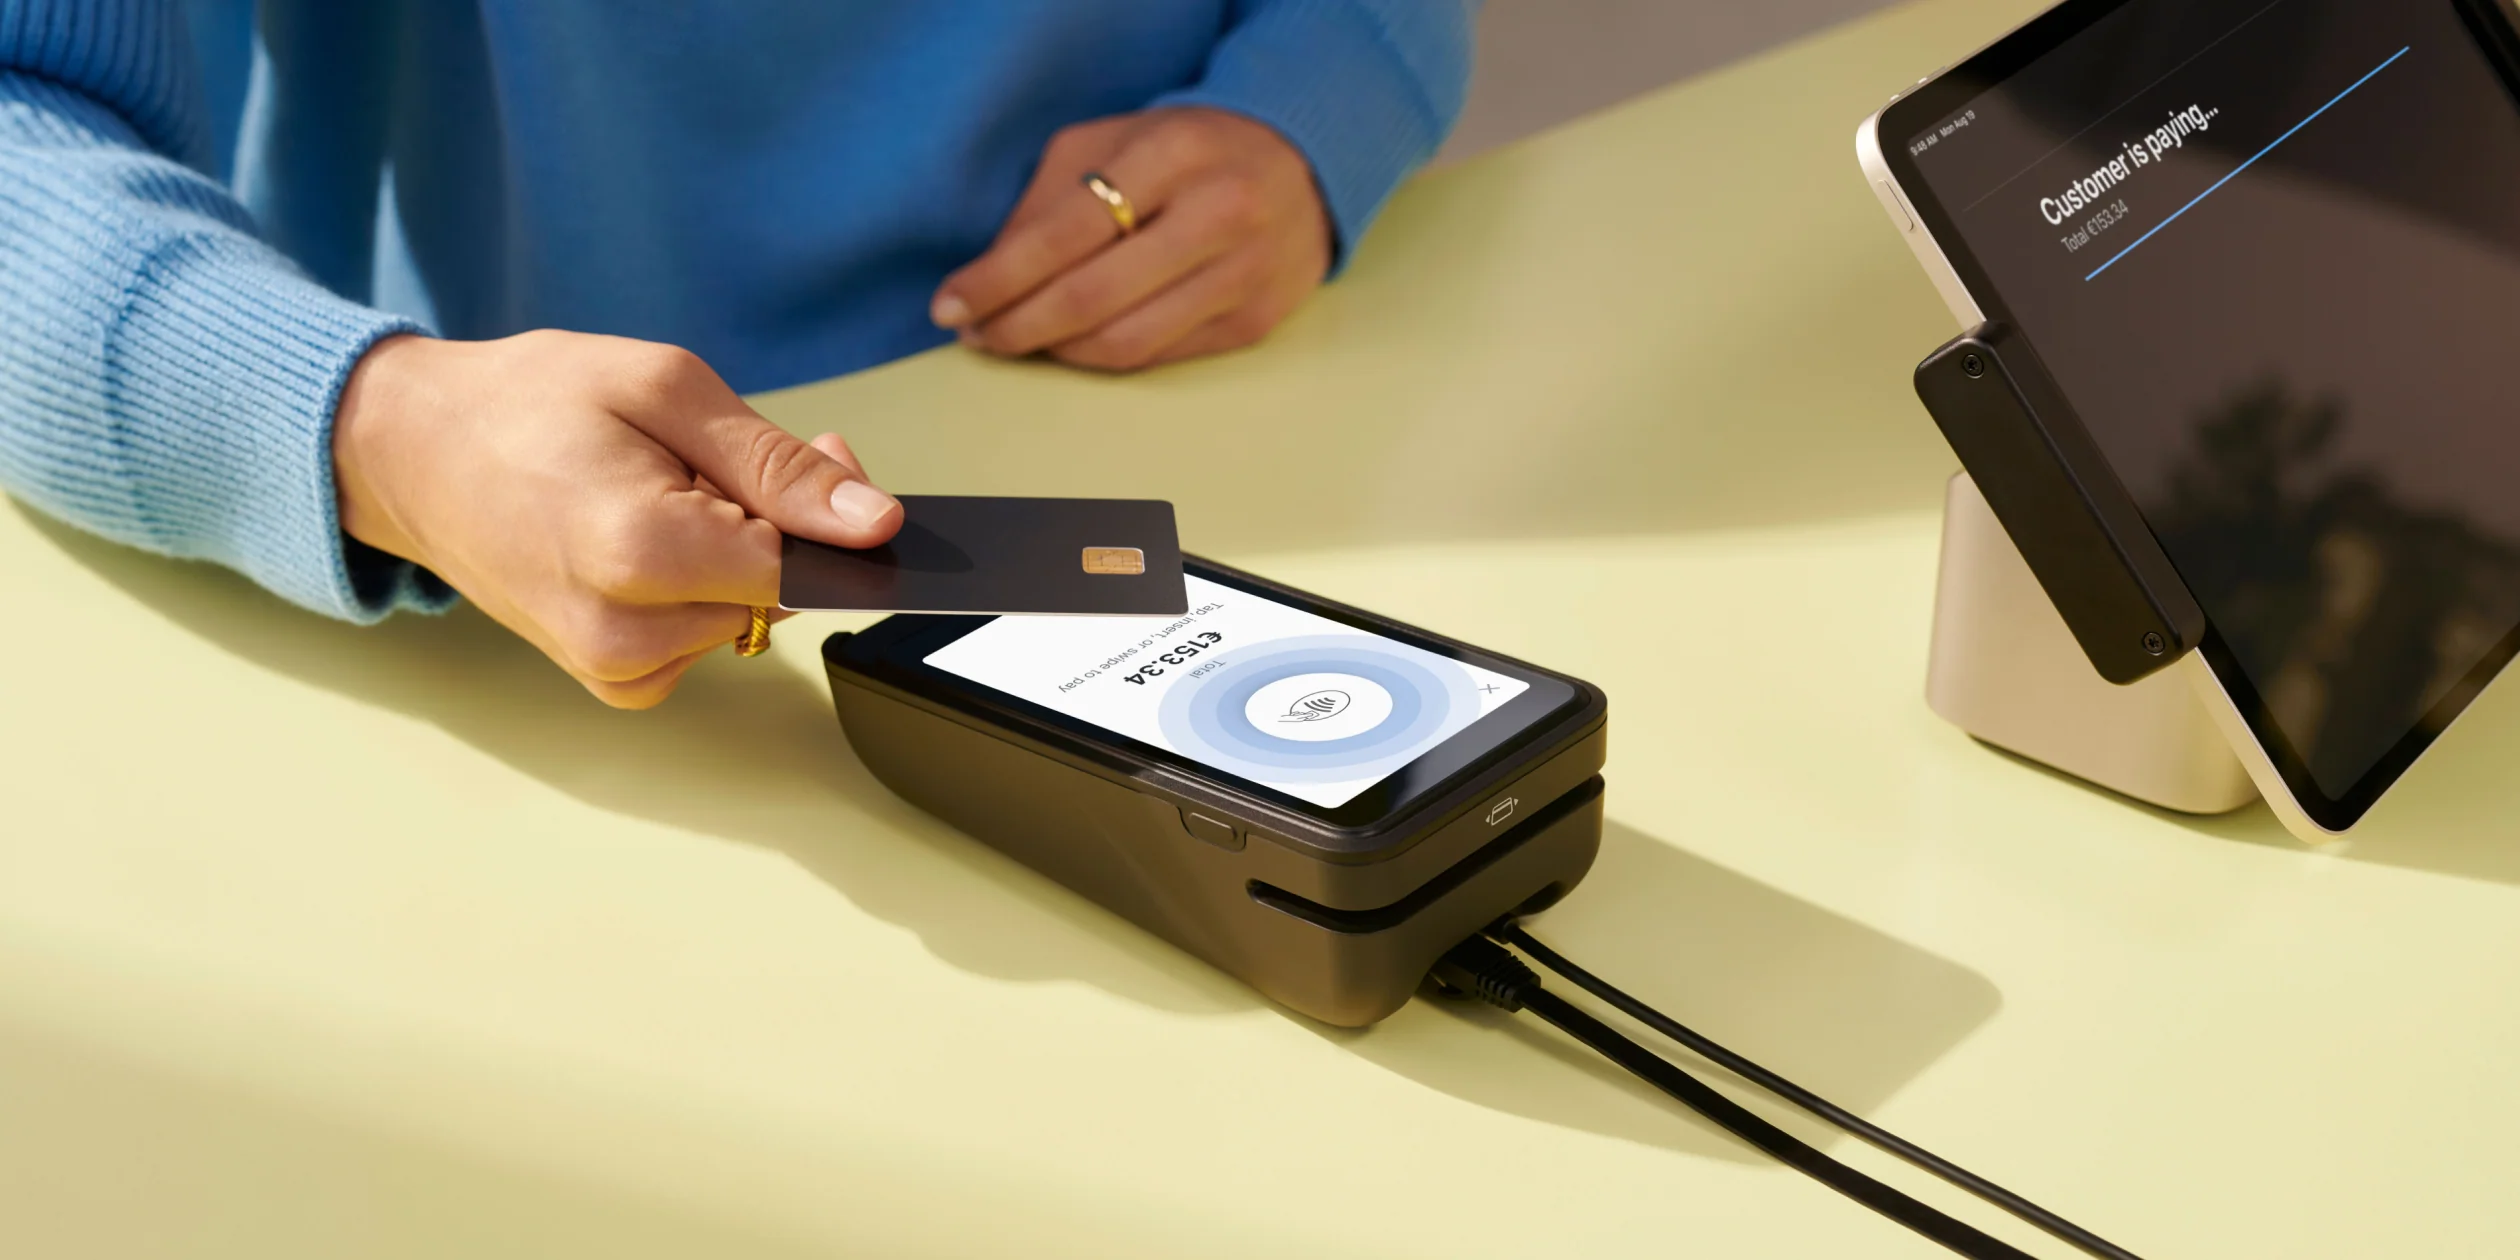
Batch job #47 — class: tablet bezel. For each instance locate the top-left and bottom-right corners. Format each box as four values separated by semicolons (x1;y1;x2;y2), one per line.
1862;0;2520;833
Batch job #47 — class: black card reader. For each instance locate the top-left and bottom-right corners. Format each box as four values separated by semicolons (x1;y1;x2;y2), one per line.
820;557;1608;1026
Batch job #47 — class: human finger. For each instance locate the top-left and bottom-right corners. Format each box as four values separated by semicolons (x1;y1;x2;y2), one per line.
1143;309;1283;368
1046;249;1265;373
930;132;1197;332
1142;257;1315;369
994;116;1134;235
967;204;1232;357
571;486;786;608
558;601;763;686
808;431;869;480
581;646;715;711
607;346;903;549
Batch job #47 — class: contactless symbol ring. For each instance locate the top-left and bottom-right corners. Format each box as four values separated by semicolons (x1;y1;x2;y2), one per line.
735;606;773;658
1080;171;1138;236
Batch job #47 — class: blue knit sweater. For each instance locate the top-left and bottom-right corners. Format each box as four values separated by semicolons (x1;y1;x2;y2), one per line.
0;0;1470;621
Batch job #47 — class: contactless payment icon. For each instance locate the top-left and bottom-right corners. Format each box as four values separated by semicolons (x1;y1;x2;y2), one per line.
1150;632;1526;806
1247;672;1395;743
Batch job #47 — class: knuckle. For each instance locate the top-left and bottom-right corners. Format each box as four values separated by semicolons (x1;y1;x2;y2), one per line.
577;553;648;603
608;341;708;406
559;606;658;685
572;510;660;597
1047;122;1092;153
644;339;705;372
638;342;707;386
1204;174;1267;232
736;425;825;496
566;549;631;605
1150;119;1215;169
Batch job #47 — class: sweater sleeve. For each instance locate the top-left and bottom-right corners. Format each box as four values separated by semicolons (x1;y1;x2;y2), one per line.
0;3;451;622
1152;0;1475;270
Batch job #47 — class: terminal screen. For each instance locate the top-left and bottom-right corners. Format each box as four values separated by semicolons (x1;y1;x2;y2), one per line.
924;575;1534;808
1899;0;2520;815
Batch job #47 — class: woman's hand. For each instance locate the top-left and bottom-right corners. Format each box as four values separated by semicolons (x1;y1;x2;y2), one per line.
332;331;903;708
930;107;1332;372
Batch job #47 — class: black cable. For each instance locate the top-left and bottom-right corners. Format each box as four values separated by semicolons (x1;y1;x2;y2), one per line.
1434;936;2037;1260
1491;922;2146;1260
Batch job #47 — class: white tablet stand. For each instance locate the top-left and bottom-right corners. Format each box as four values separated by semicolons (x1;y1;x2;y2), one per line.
1928;472;2258;814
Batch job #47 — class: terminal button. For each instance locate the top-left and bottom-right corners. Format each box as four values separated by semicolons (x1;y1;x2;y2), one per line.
1180;809;1244;851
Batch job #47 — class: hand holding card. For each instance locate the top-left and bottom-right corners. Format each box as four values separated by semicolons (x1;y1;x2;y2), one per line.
780;496;1187;615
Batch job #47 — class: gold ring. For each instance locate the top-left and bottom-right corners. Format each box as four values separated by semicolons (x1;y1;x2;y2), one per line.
734;606;772;658
1080;171;1138;236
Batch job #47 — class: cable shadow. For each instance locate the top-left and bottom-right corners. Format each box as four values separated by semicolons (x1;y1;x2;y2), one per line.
19;503;1254;1020
1311;819;2005;1161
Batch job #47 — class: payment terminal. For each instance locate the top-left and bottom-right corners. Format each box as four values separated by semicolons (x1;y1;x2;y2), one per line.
821;558;1607;1026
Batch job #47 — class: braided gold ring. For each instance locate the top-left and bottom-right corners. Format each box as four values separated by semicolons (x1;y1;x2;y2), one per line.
1080;171;1138;236
734;606;773;658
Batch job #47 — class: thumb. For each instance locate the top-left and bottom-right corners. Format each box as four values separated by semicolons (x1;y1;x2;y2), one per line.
625;376;903;549
703;415;902;548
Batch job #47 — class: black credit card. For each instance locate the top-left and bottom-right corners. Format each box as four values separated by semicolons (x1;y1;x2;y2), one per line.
779;495;1187;615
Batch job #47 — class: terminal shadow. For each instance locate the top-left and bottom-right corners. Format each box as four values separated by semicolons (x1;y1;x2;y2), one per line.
21;504;1253;1020
29;505;2003;1164
1315;819;2005;1162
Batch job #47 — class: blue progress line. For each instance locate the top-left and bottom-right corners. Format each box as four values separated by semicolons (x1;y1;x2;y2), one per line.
2084;45;2411;282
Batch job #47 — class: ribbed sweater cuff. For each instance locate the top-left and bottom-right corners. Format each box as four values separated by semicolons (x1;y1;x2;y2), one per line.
1156;0;1461;274
110;234;455;623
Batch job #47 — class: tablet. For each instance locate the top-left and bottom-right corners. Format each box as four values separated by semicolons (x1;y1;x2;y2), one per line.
1859;0;2520;835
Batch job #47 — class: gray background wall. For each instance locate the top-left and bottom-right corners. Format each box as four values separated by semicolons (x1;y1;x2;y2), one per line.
1442;0;1905;161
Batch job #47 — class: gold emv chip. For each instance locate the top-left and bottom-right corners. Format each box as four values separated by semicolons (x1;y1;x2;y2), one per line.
1081;546;1146;575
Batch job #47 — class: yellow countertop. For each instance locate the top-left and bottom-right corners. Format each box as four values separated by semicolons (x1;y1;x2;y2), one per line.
9;1;2520;1256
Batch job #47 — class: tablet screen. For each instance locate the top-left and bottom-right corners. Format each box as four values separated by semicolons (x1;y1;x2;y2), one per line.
1885;0;2520;826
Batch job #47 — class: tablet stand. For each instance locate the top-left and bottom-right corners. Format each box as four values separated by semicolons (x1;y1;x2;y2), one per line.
1928;472;2257;815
